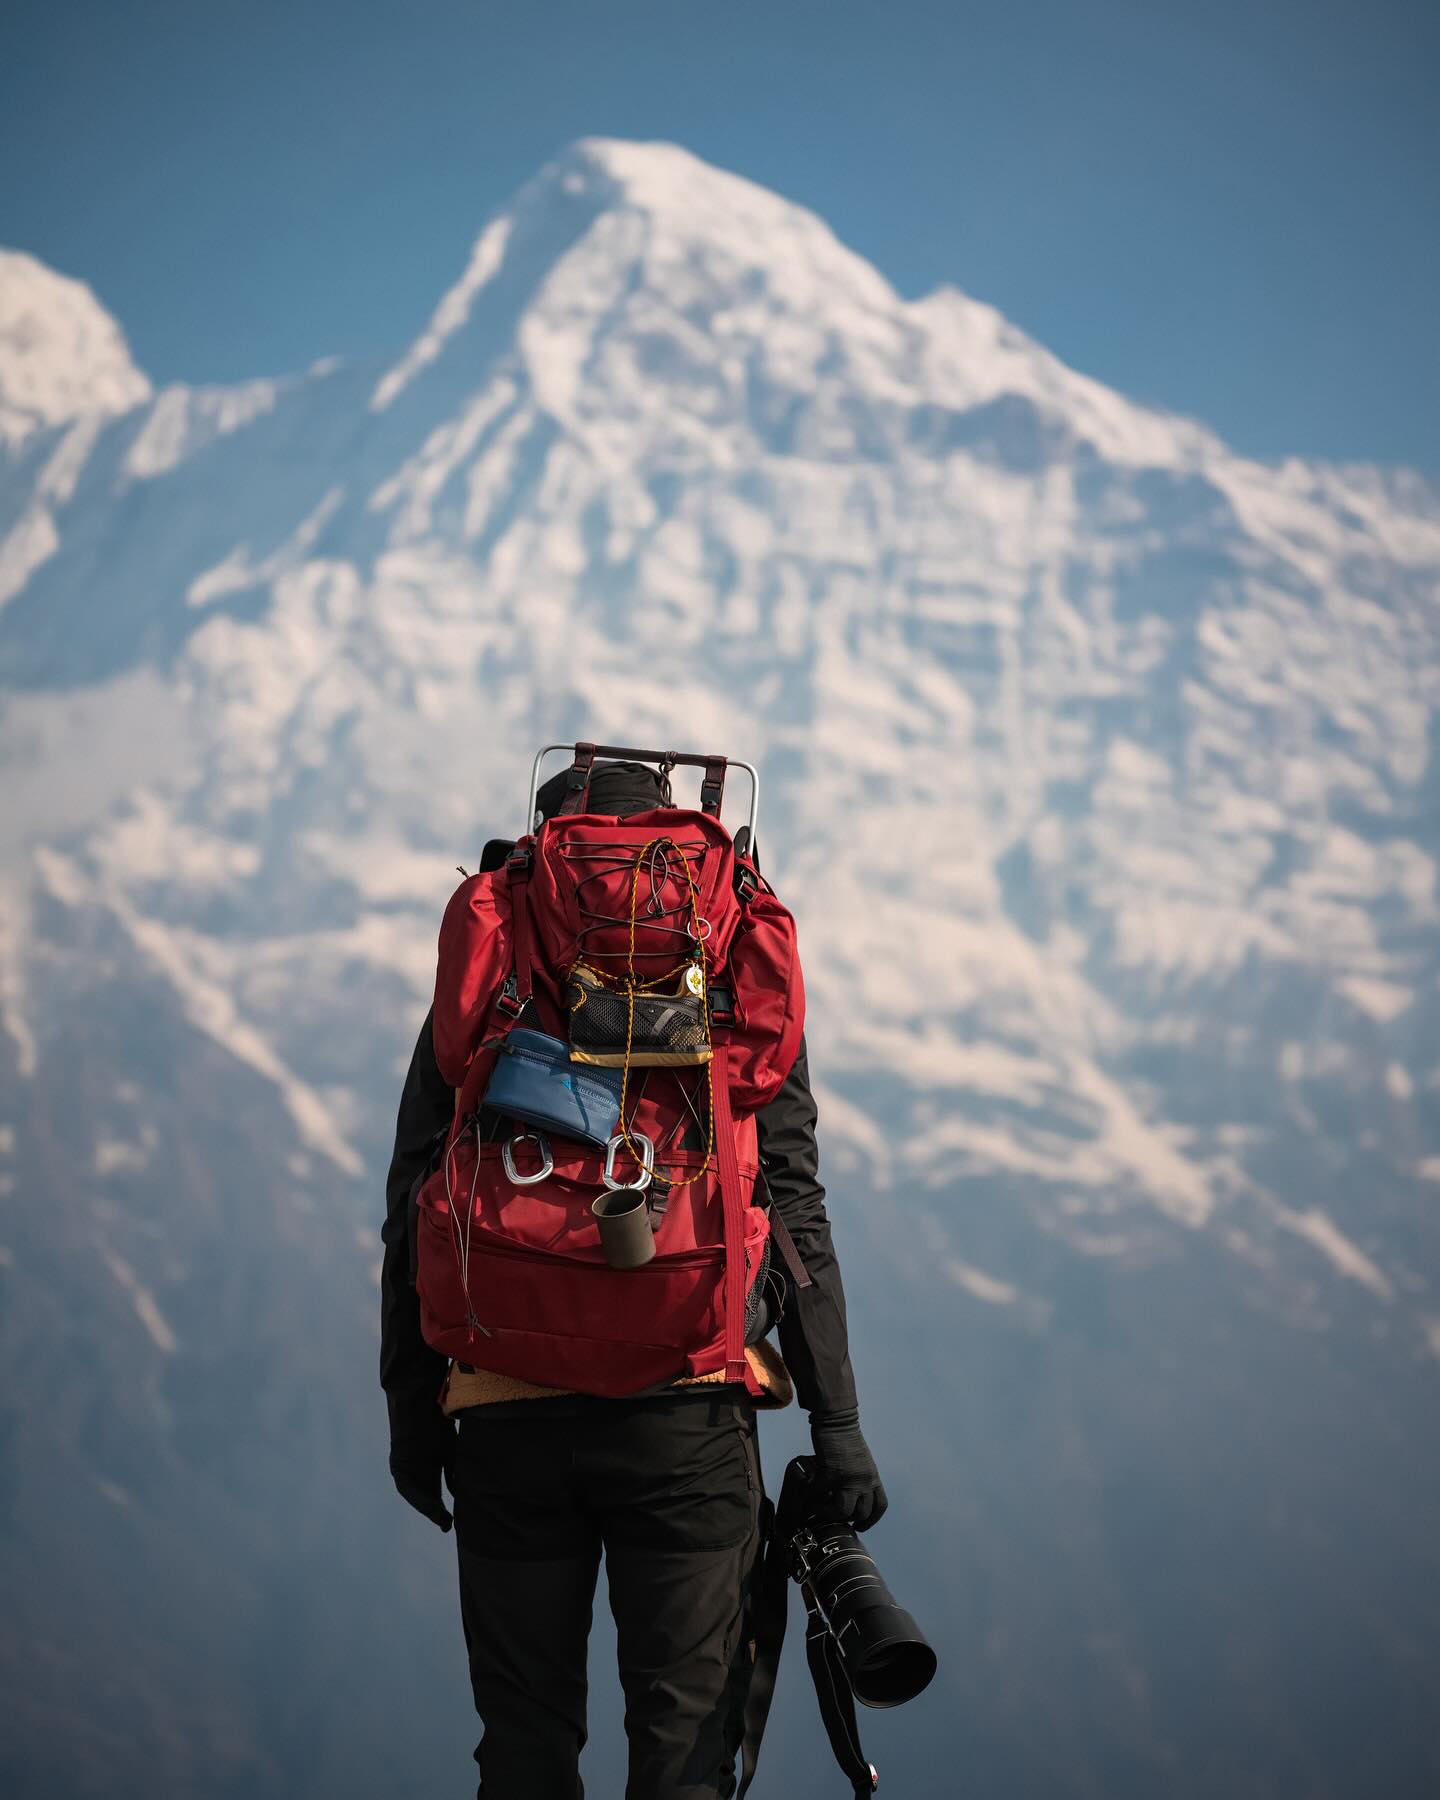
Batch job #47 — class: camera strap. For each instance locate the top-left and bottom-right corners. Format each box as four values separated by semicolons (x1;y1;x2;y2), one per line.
737;1457;879;1798
803;1605;878;1796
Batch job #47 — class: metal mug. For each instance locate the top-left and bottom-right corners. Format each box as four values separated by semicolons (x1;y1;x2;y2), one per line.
591;1132;656;1269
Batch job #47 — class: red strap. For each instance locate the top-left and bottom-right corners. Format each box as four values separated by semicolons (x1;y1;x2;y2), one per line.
710;1039;749;1385
506;849;534;1007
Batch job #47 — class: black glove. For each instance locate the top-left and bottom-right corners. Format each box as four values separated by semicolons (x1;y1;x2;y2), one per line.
388;1396;457;1533
809;1407;888;1532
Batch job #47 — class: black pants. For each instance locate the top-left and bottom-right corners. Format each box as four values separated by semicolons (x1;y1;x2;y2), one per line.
451;1391;764;1800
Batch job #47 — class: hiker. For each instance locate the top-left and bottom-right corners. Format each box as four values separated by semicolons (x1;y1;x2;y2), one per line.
380;754;886;1799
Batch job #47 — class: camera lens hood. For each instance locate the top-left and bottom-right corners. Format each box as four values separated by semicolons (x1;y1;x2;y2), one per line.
789;1508;938;1709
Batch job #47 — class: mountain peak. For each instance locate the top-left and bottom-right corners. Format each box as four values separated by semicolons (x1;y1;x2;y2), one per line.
370;136;900;412
551;135;897;304
370;138;1223;469
0;250;152;448
561;135;815;227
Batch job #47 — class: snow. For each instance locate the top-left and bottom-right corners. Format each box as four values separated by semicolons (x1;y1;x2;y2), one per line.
37;414;106;505
945;1259;1021;1306
109;898;365;1178
574;135;900;317
186;486;345;606
369;381;517;540
0;500;59;608
1386;1064;1415;1101
910;285;1224;470
124;378;281;480
94;1124;159;1176
1273;1207;1394;1303
371;216;513;411
0;879;37;1077
0;249;151;445
102;1248;178;1353
1339;977;1414;1023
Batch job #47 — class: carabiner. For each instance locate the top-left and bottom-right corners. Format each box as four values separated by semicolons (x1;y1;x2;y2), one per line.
502;1130;554;1186
602;1131;655;1192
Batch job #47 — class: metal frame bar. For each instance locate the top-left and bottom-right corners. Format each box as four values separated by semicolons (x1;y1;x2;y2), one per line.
525;743;760;842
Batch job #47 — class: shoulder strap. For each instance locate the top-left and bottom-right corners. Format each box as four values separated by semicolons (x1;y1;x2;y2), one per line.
501;845;534;1017
710;1036;749;1386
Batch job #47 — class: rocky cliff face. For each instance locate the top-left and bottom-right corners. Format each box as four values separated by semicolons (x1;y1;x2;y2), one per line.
2;138;1438;1798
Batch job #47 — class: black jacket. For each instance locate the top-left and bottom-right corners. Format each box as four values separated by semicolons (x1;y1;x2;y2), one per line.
379;1016;859;1430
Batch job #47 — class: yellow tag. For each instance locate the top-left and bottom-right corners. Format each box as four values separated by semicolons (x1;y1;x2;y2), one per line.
684;964;705;998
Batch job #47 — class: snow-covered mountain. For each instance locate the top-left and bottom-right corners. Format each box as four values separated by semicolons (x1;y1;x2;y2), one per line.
0;249;152;449
2;139;1438;1799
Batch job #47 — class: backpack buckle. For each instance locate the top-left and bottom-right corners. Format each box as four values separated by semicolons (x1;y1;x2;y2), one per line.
700;755;727;816
708;984;737;1029
495;973;525;1019
734;864;759;905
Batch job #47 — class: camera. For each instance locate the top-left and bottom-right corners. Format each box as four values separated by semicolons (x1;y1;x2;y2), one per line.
737;1456;936;1796
789;1507;937;1709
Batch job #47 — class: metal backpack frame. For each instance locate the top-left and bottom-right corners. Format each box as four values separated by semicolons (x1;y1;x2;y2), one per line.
525;740;761;853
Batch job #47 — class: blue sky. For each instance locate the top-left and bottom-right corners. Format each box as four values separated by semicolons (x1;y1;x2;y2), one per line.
3;0;1436;469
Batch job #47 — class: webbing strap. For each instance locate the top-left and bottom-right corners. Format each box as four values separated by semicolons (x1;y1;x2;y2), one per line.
737;1494;785;1798
710;1038;749;1385
700;755;727;817
556;741;596;816
505;851;534;1008
767;1203;813;1290
804;1610;878;1796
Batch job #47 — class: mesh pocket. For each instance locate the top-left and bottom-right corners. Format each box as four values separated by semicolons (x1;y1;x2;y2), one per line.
744;1235;773;1344
566;962;712;1067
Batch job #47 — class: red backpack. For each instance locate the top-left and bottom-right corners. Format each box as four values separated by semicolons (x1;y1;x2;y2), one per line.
415;743;805;1398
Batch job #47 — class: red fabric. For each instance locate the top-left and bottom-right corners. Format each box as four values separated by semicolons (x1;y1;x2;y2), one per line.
418;807;802;1399
724;867;805;1112
711;1040;750;1385
529;807;742;981
431;873;513;1088
414;1104;771;1396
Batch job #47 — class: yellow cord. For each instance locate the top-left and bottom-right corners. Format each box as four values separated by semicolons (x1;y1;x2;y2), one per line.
601;837;715;1190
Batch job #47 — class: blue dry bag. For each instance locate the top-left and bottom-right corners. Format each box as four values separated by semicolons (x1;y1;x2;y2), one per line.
482;1028;624;1150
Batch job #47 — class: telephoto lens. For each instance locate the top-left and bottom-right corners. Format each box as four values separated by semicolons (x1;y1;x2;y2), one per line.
790;1511;937;1708
738;1457;938;1795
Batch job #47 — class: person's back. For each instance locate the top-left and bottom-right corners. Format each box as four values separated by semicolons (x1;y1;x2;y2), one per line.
380;752;886;1798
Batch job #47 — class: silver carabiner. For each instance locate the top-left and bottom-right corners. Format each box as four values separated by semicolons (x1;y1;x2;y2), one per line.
602;1131;655;1192
502;1130;554;1186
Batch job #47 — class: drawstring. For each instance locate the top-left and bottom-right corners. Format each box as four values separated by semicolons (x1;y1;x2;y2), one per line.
615;837;715;1191
444;1120;491;1338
